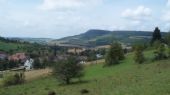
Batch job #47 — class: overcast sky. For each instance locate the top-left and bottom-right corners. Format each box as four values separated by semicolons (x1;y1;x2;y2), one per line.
0;0;170;38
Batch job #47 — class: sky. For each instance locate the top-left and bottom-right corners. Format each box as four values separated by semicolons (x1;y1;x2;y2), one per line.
0;0;170;38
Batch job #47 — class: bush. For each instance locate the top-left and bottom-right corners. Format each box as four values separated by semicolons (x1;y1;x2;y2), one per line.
168;47;170;58
134;45;145;64
105;42;124;66
53;57;84;84
164;32;170;46
3;72;25;86
154;43;167;60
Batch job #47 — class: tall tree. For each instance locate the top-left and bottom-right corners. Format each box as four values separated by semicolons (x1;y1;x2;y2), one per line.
151;27;162;44
105;42;124;66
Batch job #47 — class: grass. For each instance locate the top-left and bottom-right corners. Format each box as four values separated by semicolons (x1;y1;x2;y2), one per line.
0;51;170;95
0;40;46;53
0;41;19;51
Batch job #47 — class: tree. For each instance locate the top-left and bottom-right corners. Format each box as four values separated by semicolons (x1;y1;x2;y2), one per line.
154;43;167;60
168;47;170;58
105;42;124;66
165;32;170;46
134;45;145;64
53;57;84;84
153;40;162;49
151;27;162;44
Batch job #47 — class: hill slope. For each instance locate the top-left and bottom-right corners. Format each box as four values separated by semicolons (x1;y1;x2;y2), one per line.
8;37;53;44
49;29;166;47
0;51;170;95
0;37;49;53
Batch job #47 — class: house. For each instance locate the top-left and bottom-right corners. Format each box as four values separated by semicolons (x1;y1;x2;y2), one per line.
96;54;103;59
24;58;34;70
8;53;27;62
79;61;86;64
0;52;7;60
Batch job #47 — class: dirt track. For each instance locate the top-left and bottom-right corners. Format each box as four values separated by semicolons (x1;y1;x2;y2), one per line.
24;68;52;81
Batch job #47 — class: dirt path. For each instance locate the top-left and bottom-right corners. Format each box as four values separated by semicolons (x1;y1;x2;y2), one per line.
24;68;52;81
85;59;105;65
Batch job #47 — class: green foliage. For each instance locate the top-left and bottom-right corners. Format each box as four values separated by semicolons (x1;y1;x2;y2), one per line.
168;47;170;58
134;45;145;64
53;57;84;84
165;32;170;46
154;43;167;60
153;40;162;49
151;27;162;44
80;50;97;61
33;58;46;69
105;42;124;66
96;48;106;55
2;72;25;86
0;60;19;71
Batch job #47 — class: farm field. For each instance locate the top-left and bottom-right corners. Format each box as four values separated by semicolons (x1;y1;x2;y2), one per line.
0;51;170;95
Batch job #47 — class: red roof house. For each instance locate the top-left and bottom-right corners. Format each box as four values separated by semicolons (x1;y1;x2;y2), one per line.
8;53;27;62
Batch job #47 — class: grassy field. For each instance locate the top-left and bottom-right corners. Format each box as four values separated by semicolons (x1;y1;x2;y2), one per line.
0;51;170;95
0;41;22;52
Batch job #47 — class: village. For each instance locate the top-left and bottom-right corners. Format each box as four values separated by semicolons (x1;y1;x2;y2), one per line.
0;43;132;81
0;0;170;94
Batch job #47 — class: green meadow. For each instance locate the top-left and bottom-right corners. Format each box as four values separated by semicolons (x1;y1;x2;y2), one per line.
0;51;170;95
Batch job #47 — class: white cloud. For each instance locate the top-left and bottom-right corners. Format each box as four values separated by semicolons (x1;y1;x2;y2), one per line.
167;0;170;7
162;11;170;22
38;0;103;11
38;0;82;11
131;20;141;26
122;6;152;20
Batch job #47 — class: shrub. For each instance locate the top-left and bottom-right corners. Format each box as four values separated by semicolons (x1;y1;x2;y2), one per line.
53;57;84;84
154;43;167;60
134;45;145;64
164;32;170;46
168;47;170;58
3;72;25;86
80;89;89;94
105;42;124;66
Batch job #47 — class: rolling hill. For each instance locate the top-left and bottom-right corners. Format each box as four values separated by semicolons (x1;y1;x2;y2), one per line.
0;37;49;53
49;29;166;47
8;37;53;45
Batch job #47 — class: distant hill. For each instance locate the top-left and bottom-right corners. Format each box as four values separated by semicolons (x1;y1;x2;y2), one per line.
0;37;49;53
49;29;167;47
8;37;53;44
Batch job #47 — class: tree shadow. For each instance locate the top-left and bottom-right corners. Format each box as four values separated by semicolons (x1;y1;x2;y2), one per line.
59;80;90;86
